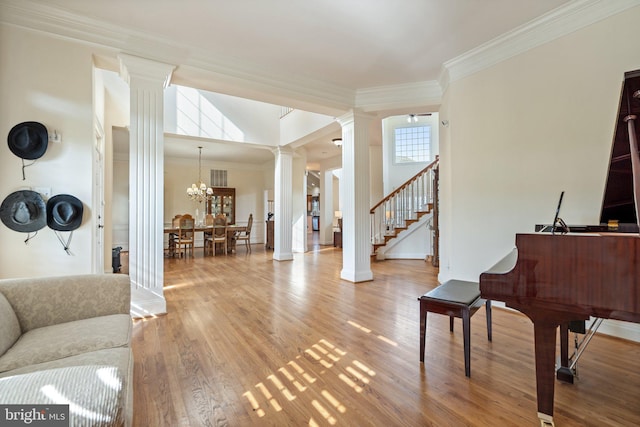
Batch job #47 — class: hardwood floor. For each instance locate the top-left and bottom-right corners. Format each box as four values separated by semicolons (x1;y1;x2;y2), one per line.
127;245;640;426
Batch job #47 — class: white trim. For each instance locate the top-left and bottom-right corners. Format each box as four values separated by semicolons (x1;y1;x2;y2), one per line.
356;81;442;112
442;0;640;85
598;319;640;343
2;0;637;113
0;0;353;114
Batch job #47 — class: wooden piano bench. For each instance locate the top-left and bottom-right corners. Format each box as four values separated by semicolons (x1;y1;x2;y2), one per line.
419;279;492;377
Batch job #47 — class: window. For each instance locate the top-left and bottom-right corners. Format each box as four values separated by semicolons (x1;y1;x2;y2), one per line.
394;125;431;163
175;86;244;141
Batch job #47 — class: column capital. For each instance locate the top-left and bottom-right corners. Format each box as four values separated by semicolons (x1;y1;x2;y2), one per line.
118;53;175;88
272;145;295;156
336;109;376;127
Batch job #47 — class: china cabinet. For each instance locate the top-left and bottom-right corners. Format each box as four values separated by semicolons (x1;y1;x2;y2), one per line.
207;187;235;224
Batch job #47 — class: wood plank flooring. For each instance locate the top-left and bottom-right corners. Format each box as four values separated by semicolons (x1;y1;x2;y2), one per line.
127;243;640;426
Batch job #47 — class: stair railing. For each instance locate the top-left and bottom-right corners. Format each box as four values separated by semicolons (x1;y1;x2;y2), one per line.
370;156;439;251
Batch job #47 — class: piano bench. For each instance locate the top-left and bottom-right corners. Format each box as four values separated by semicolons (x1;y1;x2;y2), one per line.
419;279;492;377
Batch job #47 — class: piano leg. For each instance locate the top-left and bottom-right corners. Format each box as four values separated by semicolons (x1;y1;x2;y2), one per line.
533;322;558;427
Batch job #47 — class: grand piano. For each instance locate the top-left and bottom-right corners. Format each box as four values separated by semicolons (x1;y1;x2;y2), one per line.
480;69;640;426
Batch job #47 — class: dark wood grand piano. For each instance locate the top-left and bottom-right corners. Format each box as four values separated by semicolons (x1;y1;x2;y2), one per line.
480;69;640;426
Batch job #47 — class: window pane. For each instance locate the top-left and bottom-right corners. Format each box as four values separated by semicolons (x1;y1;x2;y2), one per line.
394;125;430;163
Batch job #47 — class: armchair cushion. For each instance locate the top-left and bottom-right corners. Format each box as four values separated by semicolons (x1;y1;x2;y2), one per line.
0;314;131;373
0;292;21;356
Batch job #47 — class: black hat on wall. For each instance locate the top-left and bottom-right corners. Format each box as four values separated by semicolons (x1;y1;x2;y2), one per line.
7;121;48;160
7;122;49;160
47;194;83;231
0;190;47;233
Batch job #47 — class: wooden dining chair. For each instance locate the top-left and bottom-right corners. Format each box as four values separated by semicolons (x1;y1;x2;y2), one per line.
167;214;182;257
235;213;253;253
203;214;215;256
211;214;227;255
176;214;195;258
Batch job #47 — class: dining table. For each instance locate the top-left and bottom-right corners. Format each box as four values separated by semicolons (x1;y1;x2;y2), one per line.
164;224;246;256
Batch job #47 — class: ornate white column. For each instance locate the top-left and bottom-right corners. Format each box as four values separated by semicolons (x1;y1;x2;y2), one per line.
273;146;294;261
337;110;374;282
119;54;175;317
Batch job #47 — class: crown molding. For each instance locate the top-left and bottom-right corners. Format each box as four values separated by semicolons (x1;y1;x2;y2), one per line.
355;81;443;112
4;0;637;115
442;0;640;85
0;0;355;114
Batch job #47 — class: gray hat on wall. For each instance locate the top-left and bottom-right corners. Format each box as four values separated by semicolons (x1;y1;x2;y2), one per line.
0;190;47;232
7;121;48;160
47;194;83;231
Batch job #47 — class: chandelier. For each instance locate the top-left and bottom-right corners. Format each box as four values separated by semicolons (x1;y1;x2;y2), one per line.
186;146;213;203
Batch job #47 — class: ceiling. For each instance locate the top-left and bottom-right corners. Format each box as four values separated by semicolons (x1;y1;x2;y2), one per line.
4;0;580;167
4;0;573;91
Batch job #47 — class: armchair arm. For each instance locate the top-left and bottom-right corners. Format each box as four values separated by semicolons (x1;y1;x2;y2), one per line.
0;274;130;333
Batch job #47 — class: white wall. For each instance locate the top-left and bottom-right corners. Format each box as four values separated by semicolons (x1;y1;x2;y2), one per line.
369;145;383;207
0;25;107;278
382;113;439;194
440;6;640;340
280;109;336;145
164;85;282;145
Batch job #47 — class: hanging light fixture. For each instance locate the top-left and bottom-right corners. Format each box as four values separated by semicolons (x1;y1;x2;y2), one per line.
186;146;213;203
332;138;343;147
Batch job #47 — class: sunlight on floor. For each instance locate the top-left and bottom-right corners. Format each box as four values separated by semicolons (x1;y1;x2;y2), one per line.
241;337;376;424
348;319;398;346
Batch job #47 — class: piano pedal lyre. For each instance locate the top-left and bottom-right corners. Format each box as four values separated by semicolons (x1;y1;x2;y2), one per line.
556;318;603;383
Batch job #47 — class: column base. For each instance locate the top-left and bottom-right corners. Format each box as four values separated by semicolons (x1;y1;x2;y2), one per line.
130;286;167;318
273;251;294;261
340;268;373;283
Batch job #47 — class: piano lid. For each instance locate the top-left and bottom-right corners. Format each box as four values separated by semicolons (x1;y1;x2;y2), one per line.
600;69;640;226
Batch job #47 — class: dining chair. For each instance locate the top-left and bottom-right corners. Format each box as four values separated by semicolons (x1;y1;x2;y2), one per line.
203;214;215;256
235;213;253;253
211;214;227;255
176;214;195;258
167;214;182;257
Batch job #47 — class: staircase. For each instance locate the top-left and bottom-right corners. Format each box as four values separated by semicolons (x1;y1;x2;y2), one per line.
370;156;439;261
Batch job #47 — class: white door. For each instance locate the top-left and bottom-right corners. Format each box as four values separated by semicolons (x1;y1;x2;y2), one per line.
93;124;105;273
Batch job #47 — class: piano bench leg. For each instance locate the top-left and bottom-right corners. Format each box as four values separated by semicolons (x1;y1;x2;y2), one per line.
462;308;471;377
486;299;492;342
419;298;427;362
419;280;491;377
